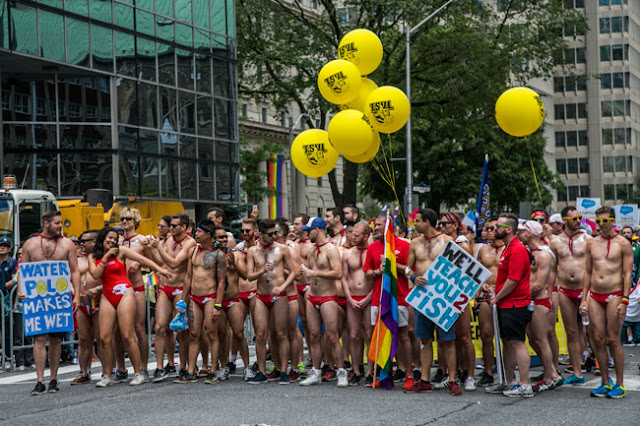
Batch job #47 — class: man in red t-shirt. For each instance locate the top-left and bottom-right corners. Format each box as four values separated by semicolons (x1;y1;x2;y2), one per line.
363;214;413;387
488;213;533;398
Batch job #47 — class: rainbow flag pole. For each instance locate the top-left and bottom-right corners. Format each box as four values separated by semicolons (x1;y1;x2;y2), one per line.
368;215;399;389
268;154;284;219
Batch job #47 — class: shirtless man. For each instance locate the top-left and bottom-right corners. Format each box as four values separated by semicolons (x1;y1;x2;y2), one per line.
298;218;347;387
23;211;81;395
148;213;196;381
580;206;633;399
72;230;101;385
518;221;562;392
207;207;237;248
292;214;313;365
404;209;462;395
550;206;590;386
325;208;346;247
119;208;151;379
215;227;251;380
231;218;257;379
342;222;373;386
246;219;296;384
176;220;224;383
439;212;476;391
476;219;504;387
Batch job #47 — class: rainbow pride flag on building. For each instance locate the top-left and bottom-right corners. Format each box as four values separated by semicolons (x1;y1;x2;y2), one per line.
368;216;399;389
268;154;283;219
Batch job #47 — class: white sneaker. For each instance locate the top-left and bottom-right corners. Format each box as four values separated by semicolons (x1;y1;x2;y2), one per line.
96;374;116;387
464;377;477;391
243;367;254;381
337;368;348;388
130;373;145;386
299;368;321;386
433;376;449;390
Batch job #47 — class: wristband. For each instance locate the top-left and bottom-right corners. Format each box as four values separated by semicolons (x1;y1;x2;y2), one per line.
621;297;629;305
214;303;222;311
410;275;416;283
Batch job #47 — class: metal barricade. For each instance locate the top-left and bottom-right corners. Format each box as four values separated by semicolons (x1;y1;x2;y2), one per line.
1;288;6;372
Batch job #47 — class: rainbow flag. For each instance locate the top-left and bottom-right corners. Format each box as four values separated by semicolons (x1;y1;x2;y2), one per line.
268;154;283;219
368;217;399;389
147;271;159;287
89;298;96;310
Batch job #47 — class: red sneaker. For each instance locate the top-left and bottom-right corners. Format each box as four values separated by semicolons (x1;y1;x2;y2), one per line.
404;380;432;394
449;380;463;396
288;370;300;382
322;368;337;382
403;376;415;391
266;370;280;382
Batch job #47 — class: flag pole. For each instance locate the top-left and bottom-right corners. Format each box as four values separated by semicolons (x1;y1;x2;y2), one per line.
371;215;391;390
492;303;506;385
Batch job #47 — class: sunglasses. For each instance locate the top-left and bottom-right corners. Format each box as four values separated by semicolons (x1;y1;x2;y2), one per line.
216;234;228;239
79;238;95;243
121;216;134;221
595;218;615;225
533;218;546;224
263;231;278;237
439;221;452;227
241;229;253;233
169;223;182;228
484;226;495;231
497;224;511;228
563;215;583;222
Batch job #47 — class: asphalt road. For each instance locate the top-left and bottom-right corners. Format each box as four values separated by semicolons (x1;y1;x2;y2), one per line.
2;347;640;426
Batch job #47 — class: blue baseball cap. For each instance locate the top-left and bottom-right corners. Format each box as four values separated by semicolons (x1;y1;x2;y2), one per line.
301;217;327;231
0;237;11;247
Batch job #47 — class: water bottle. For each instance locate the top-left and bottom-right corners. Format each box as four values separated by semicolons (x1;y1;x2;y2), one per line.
528;300;535;312
582;312;590;326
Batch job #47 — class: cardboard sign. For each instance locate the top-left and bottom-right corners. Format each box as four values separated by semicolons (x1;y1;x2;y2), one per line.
19;261;74;336
613;204;638;228
406;241;491;332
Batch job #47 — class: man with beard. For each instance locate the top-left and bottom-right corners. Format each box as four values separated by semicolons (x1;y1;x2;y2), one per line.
343;206;360;226
325;208;347;247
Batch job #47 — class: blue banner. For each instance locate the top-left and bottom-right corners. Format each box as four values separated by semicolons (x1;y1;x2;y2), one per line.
19;261;74;336
475;155;490;241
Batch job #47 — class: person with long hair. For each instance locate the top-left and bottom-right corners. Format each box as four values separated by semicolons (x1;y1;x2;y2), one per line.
88;227;170;387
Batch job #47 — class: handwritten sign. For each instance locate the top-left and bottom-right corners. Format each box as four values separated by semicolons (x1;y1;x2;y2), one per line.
406;242;491;332
19;261;73;336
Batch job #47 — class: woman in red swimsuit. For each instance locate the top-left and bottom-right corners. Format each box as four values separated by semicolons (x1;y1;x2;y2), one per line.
89;227;170;387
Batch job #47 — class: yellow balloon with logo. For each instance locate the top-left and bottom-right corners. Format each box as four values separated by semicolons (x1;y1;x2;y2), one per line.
342;78;378;112
328;109;376;156
291;129;339;178
495;87;545;137
338;29;383;76
317;60;362;105
364;86;411;134
343;131;380;163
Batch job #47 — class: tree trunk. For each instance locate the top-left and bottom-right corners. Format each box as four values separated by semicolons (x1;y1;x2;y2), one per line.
328;159;358;208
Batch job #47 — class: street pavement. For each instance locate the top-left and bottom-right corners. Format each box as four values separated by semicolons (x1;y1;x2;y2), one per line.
2;346;640;426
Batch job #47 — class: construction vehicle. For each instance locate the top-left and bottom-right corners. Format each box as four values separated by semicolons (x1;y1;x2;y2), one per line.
0;175;184;256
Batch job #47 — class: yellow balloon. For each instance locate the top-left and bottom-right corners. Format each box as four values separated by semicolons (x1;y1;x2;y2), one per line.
343;131;380;163
317;60;362;105
364;86;411;134
291;129;339;178
328;110;376;156
342;78;378;112
338;29;383;76
495;87;545;137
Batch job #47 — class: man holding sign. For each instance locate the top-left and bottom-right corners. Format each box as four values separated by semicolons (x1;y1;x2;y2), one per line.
404;208;461;396
488;213;533;398
21;210;81;396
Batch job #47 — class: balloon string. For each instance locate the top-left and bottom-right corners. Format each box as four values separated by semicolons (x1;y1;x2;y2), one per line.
378;134;406;225
525;137;544;207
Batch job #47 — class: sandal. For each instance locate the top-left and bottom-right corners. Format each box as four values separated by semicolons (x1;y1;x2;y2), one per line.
198;369;210;378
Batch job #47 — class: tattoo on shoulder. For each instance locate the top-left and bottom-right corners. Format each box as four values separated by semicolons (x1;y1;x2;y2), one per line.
203;251;217;269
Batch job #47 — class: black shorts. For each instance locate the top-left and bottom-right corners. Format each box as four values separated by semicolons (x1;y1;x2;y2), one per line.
498;306;532;342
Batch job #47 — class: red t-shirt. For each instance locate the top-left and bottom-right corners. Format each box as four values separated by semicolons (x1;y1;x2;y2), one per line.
363;236;410;306
495;237;531;309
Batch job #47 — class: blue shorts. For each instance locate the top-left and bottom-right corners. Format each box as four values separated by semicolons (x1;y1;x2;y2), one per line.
415;311;456;341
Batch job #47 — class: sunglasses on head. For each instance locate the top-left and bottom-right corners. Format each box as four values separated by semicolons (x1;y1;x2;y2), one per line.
121;216;134;221
595;218;615;225
497;223;510;228
563;215;583;222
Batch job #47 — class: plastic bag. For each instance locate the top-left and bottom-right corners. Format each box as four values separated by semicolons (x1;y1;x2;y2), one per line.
175;299;187;313
170;312;188;331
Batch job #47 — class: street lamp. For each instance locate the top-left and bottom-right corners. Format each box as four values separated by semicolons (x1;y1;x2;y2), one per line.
288;112;310;217
405;0;458;215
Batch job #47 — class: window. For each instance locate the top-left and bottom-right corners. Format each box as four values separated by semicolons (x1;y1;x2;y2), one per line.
579;158;589;173
600;16;628;34
615;155;626;172
600;45;611;61
556;103;587;120
603;128;614;144
555;132;566;147
564;0;585;7
616;184;630;201
261;107;267;123
568;158;578;173
580;186;590;197
578;103;587;119
601;44;629;61
554;104;565;120
566;103;577;119
614;128;626;144
568;186;580;201
604;156;614;172
579;130;588;145
604;184;615;200
601;74;612;89
556;159;567;174
567;131;577;146
556;130;587;147
601;101;612;117
554;77;564;92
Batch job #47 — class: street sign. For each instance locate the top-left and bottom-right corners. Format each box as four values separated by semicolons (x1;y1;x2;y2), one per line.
412;183;430;193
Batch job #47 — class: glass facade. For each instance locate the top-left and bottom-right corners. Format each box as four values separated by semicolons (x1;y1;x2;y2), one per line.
0;0;238;205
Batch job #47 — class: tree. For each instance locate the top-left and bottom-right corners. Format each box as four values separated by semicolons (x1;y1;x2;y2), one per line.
236;0;585;212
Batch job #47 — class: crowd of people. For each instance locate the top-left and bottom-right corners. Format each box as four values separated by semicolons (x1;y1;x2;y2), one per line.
6;204;639;400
